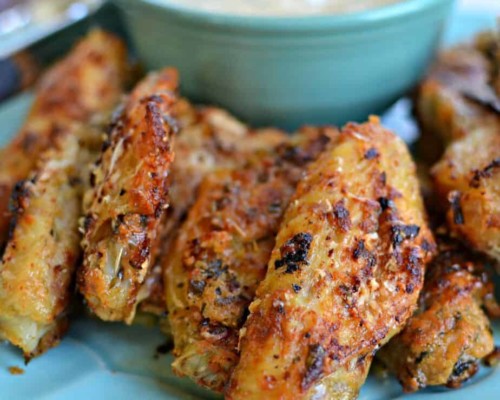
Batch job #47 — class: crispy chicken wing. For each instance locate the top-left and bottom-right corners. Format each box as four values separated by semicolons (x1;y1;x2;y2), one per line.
378;234;498;391
227;118;435;400
431;128;500;261
474;28;500;97
168;100;287;228
165;127;336;391
139;101;287;316
78;69;178;323
0;123;102;360
0;29;128;250
416;40;500;261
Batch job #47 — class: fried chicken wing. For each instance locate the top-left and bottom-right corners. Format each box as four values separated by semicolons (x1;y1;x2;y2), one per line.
0;123;102;360
78;69;178;323
139;101;287;316
0;29;128;250
168;100;287;228
474;28;500;97
416;39;500;261
431;128;500;261
378;234;498;391
227;118;435;400
165;127;335;391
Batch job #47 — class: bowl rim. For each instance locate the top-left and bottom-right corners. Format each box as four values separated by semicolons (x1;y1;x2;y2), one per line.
137;0;456;31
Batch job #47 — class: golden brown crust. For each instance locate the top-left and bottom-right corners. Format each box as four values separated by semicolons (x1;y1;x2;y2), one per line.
168;100;288;228
78;69;178;323
474;29;500;97
0;29;128;249
227;118;435;400
428;45;500;114
431;129;500;261
140;101;288;316
416;37;500;261
165;128;336;392
378;234;497;392
0;124;99;359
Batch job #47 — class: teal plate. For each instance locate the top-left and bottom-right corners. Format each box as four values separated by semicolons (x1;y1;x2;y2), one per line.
0;9;499;400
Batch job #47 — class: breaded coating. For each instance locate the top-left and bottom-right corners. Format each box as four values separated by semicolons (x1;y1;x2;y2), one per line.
0;124;101;360
79;69;178;323
165;128;335;392
417;79;497;146
474;28;500;97
0;29;128;249
428;45;500;114
432;128;500;261
139;101;287;316
227;118;435;400
168;100;287;229
416;38;500;261
378;235;498;391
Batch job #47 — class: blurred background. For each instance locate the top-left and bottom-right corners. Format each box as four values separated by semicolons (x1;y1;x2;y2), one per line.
0;0;498;40
0;0;497;57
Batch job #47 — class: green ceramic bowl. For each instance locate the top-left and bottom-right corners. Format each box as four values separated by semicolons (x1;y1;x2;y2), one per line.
113;0;455;129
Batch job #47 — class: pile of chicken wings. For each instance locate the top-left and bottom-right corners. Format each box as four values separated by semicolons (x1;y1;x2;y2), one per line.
0;27;498;400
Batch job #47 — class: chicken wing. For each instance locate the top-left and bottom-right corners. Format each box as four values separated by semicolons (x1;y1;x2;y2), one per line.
168;100;287;229
416;40;500;262
431;128;500;261
227;118;435;400
139;101;287;316
474;27;500;97
0;122;102;360
378;234;498;391
0;29;128;250
78;69;178;323
165;127;336;392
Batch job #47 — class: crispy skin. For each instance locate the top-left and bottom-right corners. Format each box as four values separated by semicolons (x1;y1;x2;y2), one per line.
415;43;500;164
378;235;498;391
0;29;128;250
168;100;288;228
474;29;500;97
416;40;500;261
428;45;500;114
431;128;500;261
140;101;287;316
0;124;101;359
417;79;497;146
227;118;435;400
165;128;336;391
79;69;178;323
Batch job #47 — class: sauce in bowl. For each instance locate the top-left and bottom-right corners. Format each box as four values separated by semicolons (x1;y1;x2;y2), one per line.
163;0;406;16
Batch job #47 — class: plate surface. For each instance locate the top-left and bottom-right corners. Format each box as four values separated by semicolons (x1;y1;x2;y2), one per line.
0;9;499;400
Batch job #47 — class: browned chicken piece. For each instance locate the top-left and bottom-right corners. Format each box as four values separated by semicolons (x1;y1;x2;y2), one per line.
0;29;128;250
415;45;500;164
78;69;178;323
227;118;435;400
428;44;500;114
474;28;500;97
168;99;288;229
139;100;287;316
165;127;336;392
432;128;500;261
417;79;498;149
416;38;500;262
378;234;499;392
0;122;103;360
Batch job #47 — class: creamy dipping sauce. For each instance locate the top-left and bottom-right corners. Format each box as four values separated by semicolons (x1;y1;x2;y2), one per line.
164;0;406;16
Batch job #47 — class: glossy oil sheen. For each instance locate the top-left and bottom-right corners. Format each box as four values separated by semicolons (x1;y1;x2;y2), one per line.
113;0;455;129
